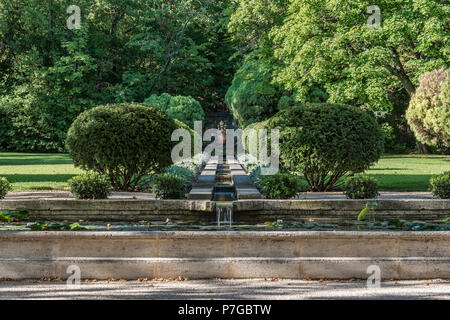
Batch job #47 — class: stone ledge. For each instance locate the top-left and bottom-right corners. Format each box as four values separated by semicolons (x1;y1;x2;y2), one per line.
1;231;450;279
0;198;448;222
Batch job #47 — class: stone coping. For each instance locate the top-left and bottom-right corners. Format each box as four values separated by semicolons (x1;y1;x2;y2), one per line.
1;230;450;240
234;199;450;211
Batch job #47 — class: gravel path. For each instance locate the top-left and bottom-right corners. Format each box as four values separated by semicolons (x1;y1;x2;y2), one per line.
1;279;449;300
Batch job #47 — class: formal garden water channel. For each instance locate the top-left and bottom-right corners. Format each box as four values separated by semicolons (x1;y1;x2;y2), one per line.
0;108;449;280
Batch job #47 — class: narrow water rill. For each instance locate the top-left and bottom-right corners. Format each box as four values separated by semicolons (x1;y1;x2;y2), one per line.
214;156;234;227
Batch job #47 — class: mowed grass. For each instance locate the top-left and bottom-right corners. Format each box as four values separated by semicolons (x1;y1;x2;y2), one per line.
364;155;450;191
0;153;82;191
0;153;449;191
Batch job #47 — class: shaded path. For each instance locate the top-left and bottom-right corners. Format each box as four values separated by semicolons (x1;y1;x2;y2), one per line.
0;279;449;300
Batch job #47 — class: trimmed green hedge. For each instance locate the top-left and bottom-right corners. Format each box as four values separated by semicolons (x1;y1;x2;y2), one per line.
254;103;384;192
66;103;178;191
259;173;303;199
151;173;188;199
429;171;450;199
0;177;12;199
344;175;379;199
68;173;112;200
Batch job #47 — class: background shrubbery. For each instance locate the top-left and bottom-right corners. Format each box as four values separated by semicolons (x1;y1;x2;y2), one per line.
406;68;449;147
144;93;205;128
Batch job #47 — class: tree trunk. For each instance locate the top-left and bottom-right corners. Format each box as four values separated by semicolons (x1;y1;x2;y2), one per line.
416;141;429;154
384;46;416;96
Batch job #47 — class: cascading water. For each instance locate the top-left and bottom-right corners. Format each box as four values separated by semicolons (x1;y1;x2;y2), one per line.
216;206;233;228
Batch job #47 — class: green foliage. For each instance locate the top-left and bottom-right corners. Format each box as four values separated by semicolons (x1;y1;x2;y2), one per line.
165;166;196;185
144;93;205;128
68;173;112;200
248;164;277;189
27;221;86;231
344;176;380;199
268;0;449;108
151;173;188;199
259;173;303;199
261;103;384;191
229;0;449;151
429;171;450;199
357;201;378;221
406;68;450;147
66;103;177;191
0;208;29;222
0;0;237;151
225;57;281;127
0;176;12;199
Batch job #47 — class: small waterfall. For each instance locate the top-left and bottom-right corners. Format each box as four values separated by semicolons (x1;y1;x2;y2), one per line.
216;206;233;228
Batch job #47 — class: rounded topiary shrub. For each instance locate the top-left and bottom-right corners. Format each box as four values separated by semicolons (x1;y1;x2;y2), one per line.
259;173;303;199
66;103;178;191
406;67;449;147
262;103;384;192
144;93;205;128
0;177;12;199
429;171;450;199
151;173;188;199
344;176;379;199
68;173;112;200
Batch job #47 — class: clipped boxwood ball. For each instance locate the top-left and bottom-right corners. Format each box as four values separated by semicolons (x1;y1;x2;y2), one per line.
68;172;112;200
66;103;178;191
429;171;450;199
344;175;379;199
261;103;384;192
0;177;12;199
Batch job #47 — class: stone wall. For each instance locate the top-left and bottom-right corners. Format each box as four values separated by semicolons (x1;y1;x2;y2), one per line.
0;198;448;222
1;231;450;279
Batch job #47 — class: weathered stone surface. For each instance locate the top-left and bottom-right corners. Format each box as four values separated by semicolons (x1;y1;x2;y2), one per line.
0;200;216;222
1;231;450;279
234;199;450;221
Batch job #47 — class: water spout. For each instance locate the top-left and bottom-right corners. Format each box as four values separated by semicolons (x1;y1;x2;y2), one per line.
216;205;233;228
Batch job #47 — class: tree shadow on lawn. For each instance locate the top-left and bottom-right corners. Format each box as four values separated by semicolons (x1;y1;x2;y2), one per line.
382;155;450;160
364;174;433;191
1;174;77;183
368;168;408;171
0;156;73;166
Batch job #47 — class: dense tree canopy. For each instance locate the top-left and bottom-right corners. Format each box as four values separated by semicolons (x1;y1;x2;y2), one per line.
227;0;449;152
0;0;236;151
0;0;448;154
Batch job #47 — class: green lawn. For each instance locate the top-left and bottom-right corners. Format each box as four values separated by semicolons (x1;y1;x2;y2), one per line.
0;153;82;191
0;153;449;191
364;155;450;191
